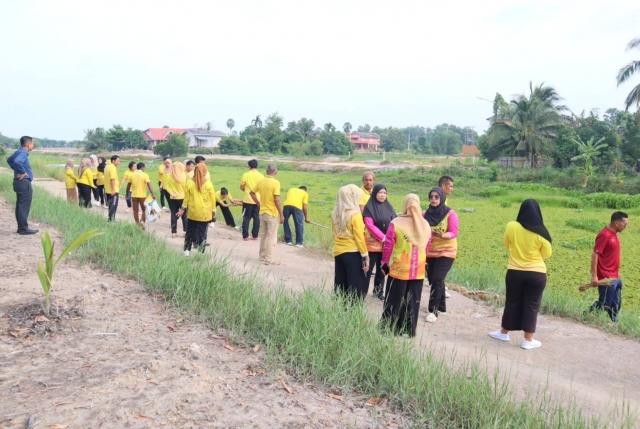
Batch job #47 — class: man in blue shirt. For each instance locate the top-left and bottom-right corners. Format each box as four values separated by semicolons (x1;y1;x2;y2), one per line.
6;136;38;235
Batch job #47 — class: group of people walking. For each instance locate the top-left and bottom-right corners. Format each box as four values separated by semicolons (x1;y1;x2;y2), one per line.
7;137;629;350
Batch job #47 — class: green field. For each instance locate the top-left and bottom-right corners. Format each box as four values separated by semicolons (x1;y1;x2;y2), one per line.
31;153;640;337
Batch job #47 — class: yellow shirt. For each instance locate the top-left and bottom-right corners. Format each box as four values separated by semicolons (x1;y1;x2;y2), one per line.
123;169;135;184
283;188;309;210
333;213;368;257
255;176;281;217
186;170;194;180
158;164;166;186
103;163;120;195
163;173;186;200
504;221;552;273
240;169;264;204
358;186;371;207
216;190;234;205
64;167;77;189
95;170;105;186
130;171;151;199
76;168;95;188
183;180;216;222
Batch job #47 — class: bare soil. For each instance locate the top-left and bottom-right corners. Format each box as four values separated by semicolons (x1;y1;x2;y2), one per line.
13;177;640;422
0;199;404;428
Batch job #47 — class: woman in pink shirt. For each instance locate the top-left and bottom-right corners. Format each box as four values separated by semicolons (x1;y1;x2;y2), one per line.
363;184;396;300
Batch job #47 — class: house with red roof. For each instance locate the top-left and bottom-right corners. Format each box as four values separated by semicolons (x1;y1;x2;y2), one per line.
348;132;381;152
143;127;185;149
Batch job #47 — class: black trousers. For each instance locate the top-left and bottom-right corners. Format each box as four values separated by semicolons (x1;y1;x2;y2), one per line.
381;277;424;337
106;193;119;221
334;252;367;300
217;202;236;227
159;182;166;208
13;179;33;232
366;251;385;297
77;183;93;208
184;219;209;252
427;257;454;315
501;269;547;332
95;185;105;205
241;203;260;239
125;193;132;208
168;198;187;233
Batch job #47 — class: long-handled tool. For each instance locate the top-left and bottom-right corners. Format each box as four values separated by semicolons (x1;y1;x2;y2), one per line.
309;221;329;229
578;278;617;292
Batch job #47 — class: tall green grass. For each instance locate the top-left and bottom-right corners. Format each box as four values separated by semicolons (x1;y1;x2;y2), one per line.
1;174;630;428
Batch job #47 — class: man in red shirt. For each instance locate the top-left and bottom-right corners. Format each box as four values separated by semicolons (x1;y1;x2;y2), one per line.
589;211;629;322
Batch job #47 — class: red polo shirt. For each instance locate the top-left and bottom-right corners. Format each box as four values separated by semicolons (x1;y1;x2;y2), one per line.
594;227;620;280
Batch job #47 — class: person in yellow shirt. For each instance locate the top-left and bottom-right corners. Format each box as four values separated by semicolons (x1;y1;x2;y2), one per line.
251;164;283;265
332;184;369;299
103;155;121;221
216;187;242;228
239;159;264;240
185;160;195;180
95;157;107;208
122;161;137;212
489;199;552;351
178;163;216;256
282;186;310;247
64;160;78;204
89;154;100;204
158;157;170;211
358;171;375;211
126;162;155;227
162;159;188;237
76;158;95;208
194;155;212;182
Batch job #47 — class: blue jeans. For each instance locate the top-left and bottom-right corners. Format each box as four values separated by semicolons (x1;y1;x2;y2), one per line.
283;205;304;245
590;279;622;322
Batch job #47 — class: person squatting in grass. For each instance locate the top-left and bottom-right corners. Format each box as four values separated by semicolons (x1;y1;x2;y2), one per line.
332;184;370;299
240;159;264;240
104;155;121;222
358;171;375;211
6;136;38;235
64;159;78;204
162;158;188;238
363;183;396;300
424;187;459;323
489;199;552;350
76;158;95;209
178;163;216;255
95;157;107;208
282;185;311;247
122;161;137;212
216;187;242;228
252;163;284;265
126;162;155;228
380;194;430;337
588;211;629;322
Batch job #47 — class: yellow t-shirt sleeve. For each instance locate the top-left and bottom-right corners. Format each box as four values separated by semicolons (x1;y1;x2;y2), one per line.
540;237;552;260
302;192;309;205
351;215;368;256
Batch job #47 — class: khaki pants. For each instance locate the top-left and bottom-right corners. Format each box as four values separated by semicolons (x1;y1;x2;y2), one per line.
66;187;78;204
259;214;279;263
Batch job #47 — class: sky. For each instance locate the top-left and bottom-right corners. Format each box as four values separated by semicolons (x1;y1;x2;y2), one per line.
1;0;639;141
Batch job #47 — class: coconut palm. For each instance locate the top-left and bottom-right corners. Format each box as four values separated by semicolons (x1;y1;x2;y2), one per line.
571;136;608;187
486;83;565;167
343;122;352;133
226;118;235;134
616;37;640;111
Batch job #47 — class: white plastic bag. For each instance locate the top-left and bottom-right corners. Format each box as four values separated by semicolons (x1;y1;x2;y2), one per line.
146;199;161;223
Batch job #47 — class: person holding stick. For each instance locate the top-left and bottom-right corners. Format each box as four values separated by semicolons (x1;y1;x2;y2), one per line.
489;199;552;350
584;211;628;322
240;159;264;240
216;187;242;228
282;186;311;247
332;184;369;299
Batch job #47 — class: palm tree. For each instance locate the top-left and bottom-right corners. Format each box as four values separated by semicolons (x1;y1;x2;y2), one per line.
571;136;607;187
617;37;640;111
343;122;352;133
487;82;565;167
226;118;235;135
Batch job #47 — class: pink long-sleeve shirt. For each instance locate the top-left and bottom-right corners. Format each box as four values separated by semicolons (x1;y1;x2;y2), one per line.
364;216;386;242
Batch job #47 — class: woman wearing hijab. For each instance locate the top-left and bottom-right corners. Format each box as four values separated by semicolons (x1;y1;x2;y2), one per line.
380;194;430;337
424;187;459;323
489;199;552;350
332;184;369;299
363;184;396;300
162;159;188;238
76;158;95;208
89;154;100;203
177;163;216;256
64;160;78;204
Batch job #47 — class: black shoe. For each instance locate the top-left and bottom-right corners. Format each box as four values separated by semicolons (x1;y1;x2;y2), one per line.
18;229;39;235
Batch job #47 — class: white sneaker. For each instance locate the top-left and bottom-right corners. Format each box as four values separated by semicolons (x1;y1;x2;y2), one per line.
425;313;437;323
162;207;170;212
520;339;542;350
183;250;190;257
445;290;452;298
286;242;293;246
295;244;304;248
488;330;510;342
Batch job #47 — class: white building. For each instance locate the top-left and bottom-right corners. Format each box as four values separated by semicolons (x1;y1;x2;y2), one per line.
184;128;226;149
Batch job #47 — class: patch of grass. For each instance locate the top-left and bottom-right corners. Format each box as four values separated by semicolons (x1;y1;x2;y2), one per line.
0;174;625;428
566;218;603;233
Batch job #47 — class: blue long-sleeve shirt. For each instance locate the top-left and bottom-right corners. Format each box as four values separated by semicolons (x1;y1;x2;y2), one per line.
7;147;33;181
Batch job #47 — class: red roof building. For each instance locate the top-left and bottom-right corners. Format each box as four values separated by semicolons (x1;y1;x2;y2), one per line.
143;128;185;149
461;144;481;157
348;132;381;152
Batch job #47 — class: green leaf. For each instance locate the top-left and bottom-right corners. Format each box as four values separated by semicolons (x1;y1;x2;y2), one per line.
37;261;51;295
41;232;55;278
54;228;103;267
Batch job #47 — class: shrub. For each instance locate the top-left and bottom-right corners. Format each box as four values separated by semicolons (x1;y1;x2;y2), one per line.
566;218;603;233
580;192;640;209
154;133;188;157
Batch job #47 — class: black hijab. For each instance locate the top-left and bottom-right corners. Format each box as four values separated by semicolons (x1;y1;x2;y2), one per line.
363;184;396;233
424;187;451;226
516;199;552;243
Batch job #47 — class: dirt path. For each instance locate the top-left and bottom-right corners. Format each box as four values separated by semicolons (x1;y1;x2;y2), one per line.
0;198;405;428
27;178;640;419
